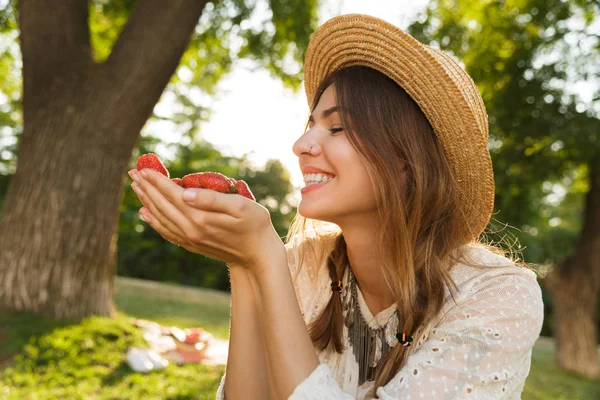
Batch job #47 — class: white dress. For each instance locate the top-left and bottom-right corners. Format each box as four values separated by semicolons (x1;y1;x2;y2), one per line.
215;234;544;399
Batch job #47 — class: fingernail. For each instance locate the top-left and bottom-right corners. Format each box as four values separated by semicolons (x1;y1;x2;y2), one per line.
132;183;144;198
140;170;149;179
183;190;196;202
139;213;147;222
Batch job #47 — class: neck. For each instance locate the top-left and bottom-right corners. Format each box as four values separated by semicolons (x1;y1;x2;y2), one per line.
343;232;395;316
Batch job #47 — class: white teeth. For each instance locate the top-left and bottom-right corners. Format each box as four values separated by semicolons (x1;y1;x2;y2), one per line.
303;174;334;188
303;173;334;185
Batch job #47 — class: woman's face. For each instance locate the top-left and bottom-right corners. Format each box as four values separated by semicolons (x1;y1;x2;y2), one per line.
293;84;378;227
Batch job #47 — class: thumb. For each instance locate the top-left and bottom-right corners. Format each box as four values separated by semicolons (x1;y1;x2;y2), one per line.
182;189;197;203
182;188;239;216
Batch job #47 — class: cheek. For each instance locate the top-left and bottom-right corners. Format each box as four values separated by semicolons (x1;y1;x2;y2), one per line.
336;168;377;204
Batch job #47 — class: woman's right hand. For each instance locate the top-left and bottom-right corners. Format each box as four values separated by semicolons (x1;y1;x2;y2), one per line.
129;172;201;254
129;171;248;274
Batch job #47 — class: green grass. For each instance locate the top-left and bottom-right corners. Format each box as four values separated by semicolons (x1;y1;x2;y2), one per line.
1;277;599;399
114;277;231;340
523;338;600;399
0;277;230;399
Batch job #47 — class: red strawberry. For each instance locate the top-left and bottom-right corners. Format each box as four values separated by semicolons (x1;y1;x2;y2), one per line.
182;172;237;193
184;331;201;345
137;153;169;178
235;180;255;201
171;178;185;187
180;172;204;189
179;171;255;201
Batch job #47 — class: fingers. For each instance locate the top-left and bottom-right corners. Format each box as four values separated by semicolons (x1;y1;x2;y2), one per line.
139;209;180;246
130;168;243;245
139;168;183;205
133;178;193;240
181;187;247;219
128;171;185;237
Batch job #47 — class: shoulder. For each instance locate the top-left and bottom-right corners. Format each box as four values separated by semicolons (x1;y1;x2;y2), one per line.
379;247;545;398
407;244;545;348
431;243;544;339
446;243;541;300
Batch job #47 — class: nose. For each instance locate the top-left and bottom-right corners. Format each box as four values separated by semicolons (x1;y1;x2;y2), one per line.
293;126;322;158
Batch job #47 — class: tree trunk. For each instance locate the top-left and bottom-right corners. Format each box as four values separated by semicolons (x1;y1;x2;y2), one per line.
0;0;207;320
544;154;600;378
0;72;130;319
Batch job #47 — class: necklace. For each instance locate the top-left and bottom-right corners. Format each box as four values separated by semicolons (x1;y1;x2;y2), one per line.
342;265;402;386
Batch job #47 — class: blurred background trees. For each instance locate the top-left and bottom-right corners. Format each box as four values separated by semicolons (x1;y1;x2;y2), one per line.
409;0;599;377
0;0;317;319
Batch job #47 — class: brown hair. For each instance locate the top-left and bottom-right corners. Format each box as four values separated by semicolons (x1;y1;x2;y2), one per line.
285;66;533;398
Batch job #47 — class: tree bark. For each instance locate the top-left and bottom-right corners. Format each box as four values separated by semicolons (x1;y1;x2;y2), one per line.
0;0;208;320
544;153;600;378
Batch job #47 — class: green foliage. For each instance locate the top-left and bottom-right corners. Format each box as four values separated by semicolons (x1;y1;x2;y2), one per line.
89;0;136;62
237;0;320;88
0;0;16;33
408;0;600;265
0;0;21;177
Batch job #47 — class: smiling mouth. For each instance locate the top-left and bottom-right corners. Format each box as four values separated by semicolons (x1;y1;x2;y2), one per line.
301;177;334;193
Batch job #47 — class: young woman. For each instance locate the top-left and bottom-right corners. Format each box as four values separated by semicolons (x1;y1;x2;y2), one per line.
129;14;544;400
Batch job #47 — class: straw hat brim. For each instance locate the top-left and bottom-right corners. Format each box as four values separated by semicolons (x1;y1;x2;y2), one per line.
304;14;494;243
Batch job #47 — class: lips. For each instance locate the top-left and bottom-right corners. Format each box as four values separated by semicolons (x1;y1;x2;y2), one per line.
302;165;336;177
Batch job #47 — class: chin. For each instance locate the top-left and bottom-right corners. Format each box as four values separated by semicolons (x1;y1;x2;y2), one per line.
298;202;338;224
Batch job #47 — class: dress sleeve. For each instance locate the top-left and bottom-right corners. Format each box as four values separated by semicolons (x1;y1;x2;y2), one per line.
284;234;325;322
215;372;226;399
289;270;544;400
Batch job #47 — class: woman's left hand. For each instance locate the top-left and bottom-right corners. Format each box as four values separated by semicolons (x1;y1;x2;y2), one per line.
128;168;284;273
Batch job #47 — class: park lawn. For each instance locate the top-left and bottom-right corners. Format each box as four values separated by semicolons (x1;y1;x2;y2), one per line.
524;337;600;399
0;277;230;400
0;276;598;399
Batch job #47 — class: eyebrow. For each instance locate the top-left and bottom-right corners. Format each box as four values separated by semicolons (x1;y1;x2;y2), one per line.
308;106;340;123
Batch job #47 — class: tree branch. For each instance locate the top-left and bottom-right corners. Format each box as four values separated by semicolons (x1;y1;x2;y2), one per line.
105;0;209;113
18;0;91;103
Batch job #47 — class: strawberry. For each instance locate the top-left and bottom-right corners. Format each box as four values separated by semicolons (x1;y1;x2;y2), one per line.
171;178;185;187
182;172;237;194
184;331;201;345
180;172;206;189
180;172;255;201
235;180;255;201
137;153;169;178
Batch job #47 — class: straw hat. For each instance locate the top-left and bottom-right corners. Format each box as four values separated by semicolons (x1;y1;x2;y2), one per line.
304;14;494;243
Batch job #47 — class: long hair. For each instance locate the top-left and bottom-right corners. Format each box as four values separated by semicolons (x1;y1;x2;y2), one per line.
285;66;531;398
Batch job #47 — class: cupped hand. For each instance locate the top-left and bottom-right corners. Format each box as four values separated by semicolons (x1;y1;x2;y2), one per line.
127;168;283;271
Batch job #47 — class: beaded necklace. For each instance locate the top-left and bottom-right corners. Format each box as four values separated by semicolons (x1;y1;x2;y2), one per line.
338;265;412;386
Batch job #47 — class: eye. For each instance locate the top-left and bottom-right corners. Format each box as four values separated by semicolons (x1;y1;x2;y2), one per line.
330;127;344;135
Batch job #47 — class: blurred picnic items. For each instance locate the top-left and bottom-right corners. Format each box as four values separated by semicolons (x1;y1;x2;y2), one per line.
126;318;228;372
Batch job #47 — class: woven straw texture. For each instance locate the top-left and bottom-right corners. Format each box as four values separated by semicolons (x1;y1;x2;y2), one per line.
304;14;495;243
